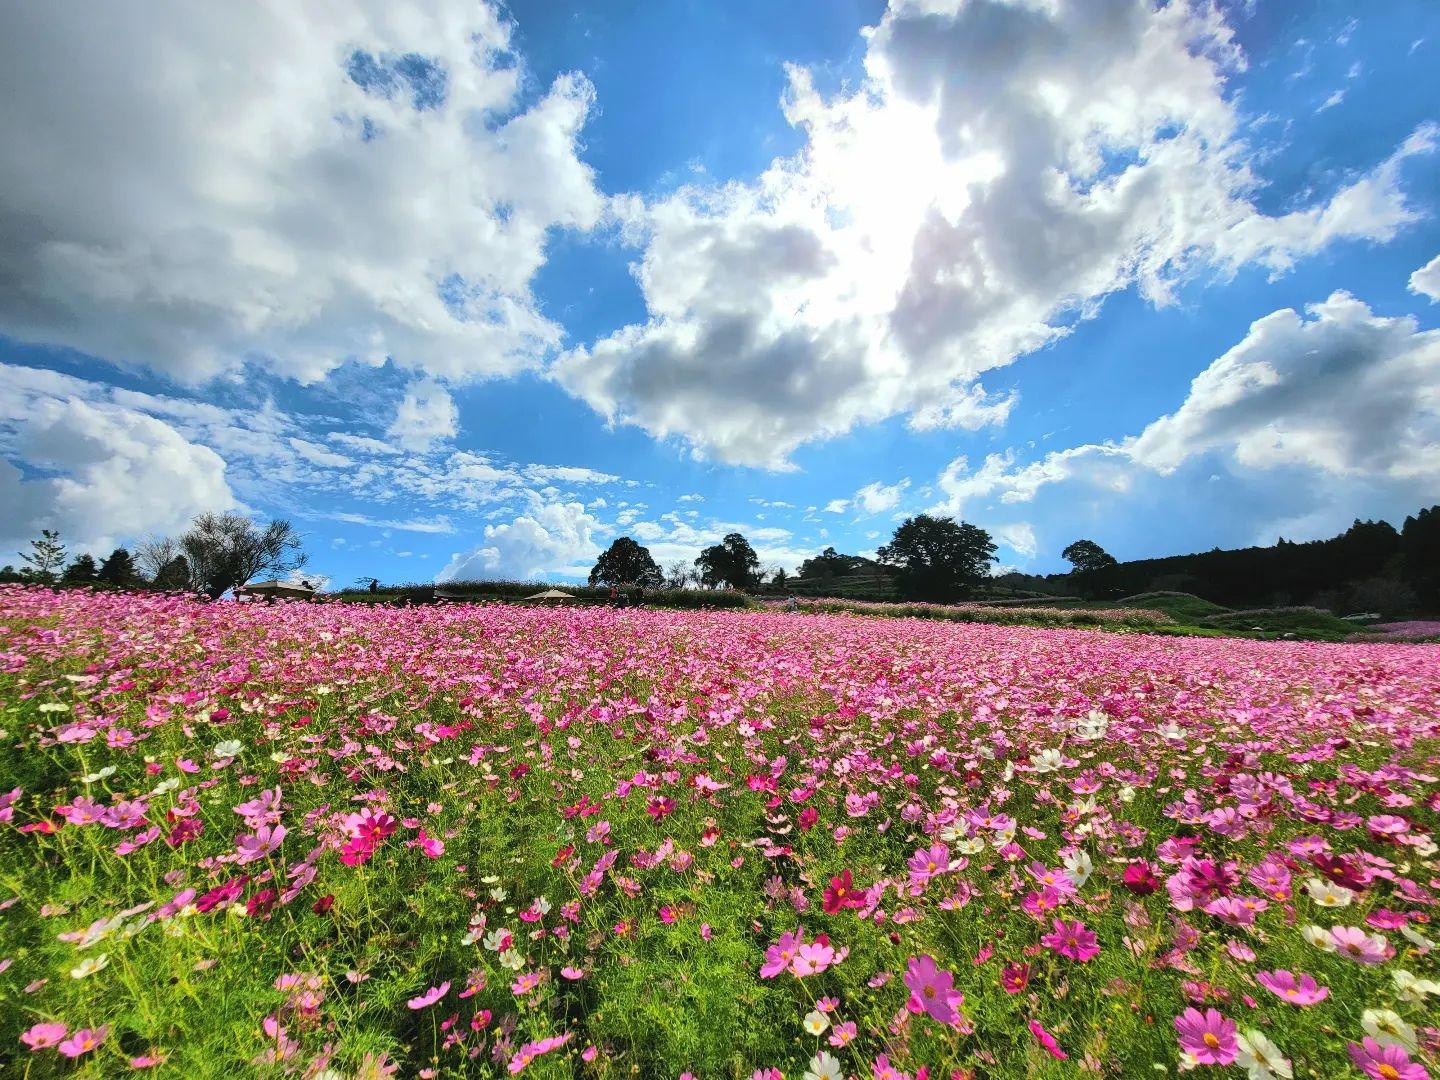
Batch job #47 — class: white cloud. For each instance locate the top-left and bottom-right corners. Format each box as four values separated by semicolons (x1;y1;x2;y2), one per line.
992;521;1038;559
930;291;1440;538
438;500;601;580
0;2;603;385
853;478;910;515
823;499;850;514
1410;253;1440;302
387;379;458;451
555;0;1432;467
0;393;234;555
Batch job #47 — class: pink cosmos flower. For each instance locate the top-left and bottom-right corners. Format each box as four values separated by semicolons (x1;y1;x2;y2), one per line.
1348;1038;1428;1080
907;842;951;884
1028;1019;1067;1060
57;1025;108;1058
235;823;286;865
560;966;584;980
1041;918;1100;962
407;829;444;859
21;1021;67;1050
1174;1008;1237;1066
902;954;963;1027
759;927;804;979
407;981;450;1010
1254;969;1329;1005
791;940;836;977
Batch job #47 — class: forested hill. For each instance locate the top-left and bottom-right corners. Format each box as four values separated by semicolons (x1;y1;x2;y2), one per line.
1011;507;1440;611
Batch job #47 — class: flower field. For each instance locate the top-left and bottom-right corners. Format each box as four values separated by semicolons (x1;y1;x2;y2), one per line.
2;586;1438;1079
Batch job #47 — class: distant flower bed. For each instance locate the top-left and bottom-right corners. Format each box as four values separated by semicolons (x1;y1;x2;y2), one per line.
2;584;1438;1078
771;596;1174;628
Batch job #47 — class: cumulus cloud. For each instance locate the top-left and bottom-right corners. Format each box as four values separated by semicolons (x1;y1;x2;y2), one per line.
930;291;1440;551
438;500;601;580
556;0;1433;467
0;384;234;555
387;379;458;451
1411;253;1440;302
0;1;604;385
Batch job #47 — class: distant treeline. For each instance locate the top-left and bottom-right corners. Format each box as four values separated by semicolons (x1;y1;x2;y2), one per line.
1000;506;1440;614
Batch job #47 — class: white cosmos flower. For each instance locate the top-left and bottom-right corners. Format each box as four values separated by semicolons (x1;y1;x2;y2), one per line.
1362;1008;1417;1051
1400;924;1434;953
1236;1029;1292;1080
498;948;525;971
1029;748;1063;773
1301;924;1337;951
70;953;109;979
1063;850;1094;888
1075;710;1110;740
1158;721;1186;741
1392;968;1440;1002
1305;877;1354;907
802;1009;829;1035
213;739;243;758
804;1052;843;1080
956;837;985;855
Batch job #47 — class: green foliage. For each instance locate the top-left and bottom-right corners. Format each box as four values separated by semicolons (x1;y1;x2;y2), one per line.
694;533;760;590
19;529;67;583
588;537;663;588
878;515;997;601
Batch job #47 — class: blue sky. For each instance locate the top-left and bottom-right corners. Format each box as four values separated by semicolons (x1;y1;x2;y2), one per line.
2;0;1438;588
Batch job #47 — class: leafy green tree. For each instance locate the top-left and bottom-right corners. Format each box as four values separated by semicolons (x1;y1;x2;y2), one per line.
1401;506;1440;608
98;547;141;587
589;537;663;588
695;532;760;590
1062;539;1119;598
181;512;307;598
153;555;192;591
878;515;997;601
19;529;66;583
62;554;100;584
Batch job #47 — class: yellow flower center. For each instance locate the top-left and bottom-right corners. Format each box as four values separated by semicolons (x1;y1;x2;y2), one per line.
1379;1067;1400;1080
1203;1033;1220;1049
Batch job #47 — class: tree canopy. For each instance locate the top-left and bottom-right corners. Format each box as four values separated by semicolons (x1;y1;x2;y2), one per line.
878;514;997;601
1061;539;1119;598
695;532;760;590
180;513;307;599
588;537;663;588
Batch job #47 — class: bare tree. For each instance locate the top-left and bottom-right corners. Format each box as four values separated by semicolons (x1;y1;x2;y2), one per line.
135;535;181;580
663;560;693;589
181;513;308;598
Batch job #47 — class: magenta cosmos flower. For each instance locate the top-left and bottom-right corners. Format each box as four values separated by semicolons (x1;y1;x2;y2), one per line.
1348;1037;1429;1080
1028;1020;1067;1060
1255;969;1329;1005
902;954;963;1027
1174;1008;1238;1066
1041;918;1100;962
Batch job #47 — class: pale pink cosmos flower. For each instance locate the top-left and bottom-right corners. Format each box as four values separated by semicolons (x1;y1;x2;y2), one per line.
1331;926;1390;964
21;1021;67;1050
407;981;450;1010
